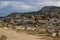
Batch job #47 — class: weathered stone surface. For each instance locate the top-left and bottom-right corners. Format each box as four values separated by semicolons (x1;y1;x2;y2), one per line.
39;6;60;15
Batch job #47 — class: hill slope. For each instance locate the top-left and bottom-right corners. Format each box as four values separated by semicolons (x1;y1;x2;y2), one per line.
6;6;60;17
38;6;60;15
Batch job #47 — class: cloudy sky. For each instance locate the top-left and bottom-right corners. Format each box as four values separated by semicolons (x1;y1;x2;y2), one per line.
0;0;60;17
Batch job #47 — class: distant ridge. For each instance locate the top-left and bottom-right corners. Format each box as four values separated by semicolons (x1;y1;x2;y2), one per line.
6;6;60;17
38;6;60;15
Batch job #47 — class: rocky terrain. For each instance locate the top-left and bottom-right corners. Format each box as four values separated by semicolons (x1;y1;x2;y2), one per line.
0;28;60;40
0;28;49;40
39;6;60;15
0;6;60;40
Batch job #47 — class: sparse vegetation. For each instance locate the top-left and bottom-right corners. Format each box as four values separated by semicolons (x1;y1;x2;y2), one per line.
0;6;60;39
0;35;7;40
15;28;49;35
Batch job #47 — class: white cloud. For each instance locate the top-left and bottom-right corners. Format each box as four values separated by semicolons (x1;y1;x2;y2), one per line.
28;0;56;6
0;1;9;6
11;5;32;10
10;2;32;10
37;1;57;6
55;1;60;6
0;1;32;10
0;0;60;11
26;0;60;6
0;1;9;8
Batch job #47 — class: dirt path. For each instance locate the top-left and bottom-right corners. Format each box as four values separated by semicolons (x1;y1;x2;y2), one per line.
0;28;41;40
0;28;59;40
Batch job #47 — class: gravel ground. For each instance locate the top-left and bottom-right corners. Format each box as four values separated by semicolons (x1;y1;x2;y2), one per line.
0;28;60;40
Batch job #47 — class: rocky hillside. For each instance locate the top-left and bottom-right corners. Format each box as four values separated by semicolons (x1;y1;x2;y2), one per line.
5;6;60;17
38;6;60;15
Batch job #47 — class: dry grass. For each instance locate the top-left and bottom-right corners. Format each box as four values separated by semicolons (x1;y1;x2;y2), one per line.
0;35;7;40
15;29;49;35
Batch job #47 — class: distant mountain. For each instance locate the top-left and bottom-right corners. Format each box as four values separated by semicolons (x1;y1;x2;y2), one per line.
6;12;38;17
38;6;60;15
6;6;60;17
0;17;6;20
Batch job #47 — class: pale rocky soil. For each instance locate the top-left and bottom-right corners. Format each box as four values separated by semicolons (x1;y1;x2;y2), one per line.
0;28;59;40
